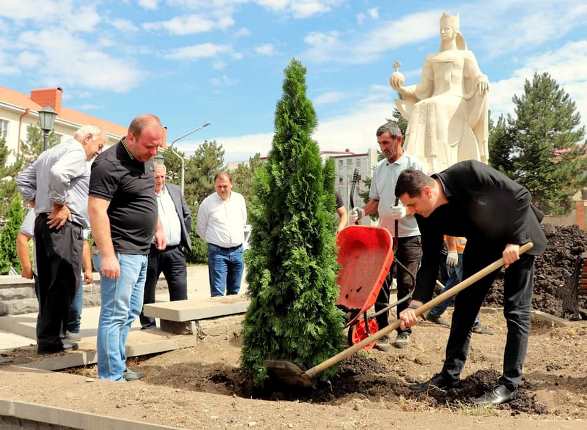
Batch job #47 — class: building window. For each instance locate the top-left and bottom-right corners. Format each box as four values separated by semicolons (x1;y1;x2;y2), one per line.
346;159;352;166
0;119;8;140
338;160;343;168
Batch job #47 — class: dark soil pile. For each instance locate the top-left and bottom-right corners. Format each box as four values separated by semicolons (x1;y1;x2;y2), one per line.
485;224;587;319
414;369;548;415
213;355;547;415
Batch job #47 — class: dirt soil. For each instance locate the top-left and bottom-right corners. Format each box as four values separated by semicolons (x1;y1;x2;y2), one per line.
7;311;573;428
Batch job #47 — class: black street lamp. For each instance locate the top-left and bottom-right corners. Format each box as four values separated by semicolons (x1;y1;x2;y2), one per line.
38;106;57;151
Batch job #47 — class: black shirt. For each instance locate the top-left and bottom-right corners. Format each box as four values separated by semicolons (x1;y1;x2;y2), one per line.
409;160;547;303
89;141;157;255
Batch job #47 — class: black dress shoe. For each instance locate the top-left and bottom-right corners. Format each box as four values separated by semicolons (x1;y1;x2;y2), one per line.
472;384;516;406
38;341;79;354
410;373;460;393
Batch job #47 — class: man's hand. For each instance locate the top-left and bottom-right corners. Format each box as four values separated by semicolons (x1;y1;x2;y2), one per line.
446;251;459;268
100;255;120;279
502;244;520;269
83;270;93;285
47;204;71;229
21;266;33;280
389;205;406;220
399;300;422;330
349;207;364;224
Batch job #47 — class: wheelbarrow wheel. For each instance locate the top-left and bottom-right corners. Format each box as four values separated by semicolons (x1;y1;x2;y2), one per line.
347;318;379;350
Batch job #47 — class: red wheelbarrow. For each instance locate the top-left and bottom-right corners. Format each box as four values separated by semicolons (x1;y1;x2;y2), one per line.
336;225;414;349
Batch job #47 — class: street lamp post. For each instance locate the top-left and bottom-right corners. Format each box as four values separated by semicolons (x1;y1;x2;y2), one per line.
168;122;211;195
38;106;57;151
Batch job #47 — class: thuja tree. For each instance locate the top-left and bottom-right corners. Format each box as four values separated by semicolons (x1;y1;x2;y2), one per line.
241;59;344;385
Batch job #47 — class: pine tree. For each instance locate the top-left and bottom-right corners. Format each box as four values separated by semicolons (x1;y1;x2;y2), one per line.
488;113;515;176
241;59;344;385
505;73;587;214
0;196;25;274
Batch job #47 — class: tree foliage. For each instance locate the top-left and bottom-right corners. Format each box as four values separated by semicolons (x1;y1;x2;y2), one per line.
241;59;344;385
0;196;25;274
489;73;587;215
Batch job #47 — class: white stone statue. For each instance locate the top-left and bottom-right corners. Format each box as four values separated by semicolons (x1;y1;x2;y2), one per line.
390;13;489;173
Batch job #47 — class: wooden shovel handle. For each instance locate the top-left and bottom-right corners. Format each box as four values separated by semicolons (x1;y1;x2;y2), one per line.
306;242;534;379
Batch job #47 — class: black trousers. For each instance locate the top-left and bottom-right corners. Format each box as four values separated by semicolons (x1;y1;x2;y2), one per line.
441;242;535;390
140;245;188;327
375;235;422;334
34;214;82;352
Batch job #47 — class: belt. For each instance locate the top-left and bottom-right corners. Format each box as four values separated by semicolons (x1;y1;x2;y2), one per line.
209;243;242;251
151;243;181;251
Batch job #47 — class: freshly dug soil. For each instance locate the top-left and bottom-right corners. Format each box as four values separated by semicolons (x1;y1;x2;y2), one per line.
485;224;587;319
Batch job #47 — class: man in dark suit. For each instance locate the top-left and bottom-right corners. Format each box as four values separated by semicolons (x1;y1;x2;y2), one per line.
140;163;192;329
395;160;547;406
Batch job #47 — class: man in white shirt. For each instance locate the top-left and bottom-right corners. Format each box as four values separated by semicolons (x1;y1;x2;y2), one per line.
350;121;423;350
140;163;192;329
197;172;247;296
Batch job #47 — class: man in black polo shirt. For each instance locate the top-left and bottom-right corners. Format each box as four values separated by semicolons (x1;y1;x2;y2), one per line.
395;160;547;406
89;114;166;381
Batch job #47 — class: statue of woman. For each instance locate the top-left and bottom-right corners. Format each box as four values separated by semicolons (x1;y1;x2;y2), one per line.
390;13;489;173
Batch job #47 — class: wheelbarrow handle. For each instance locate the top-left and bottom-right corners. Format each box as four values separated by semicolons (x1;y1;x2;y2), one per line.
306;242;534;379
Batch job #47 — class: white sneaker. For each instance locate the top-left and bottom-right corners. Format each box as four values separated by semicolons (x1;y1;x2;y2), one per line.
65;331;81;342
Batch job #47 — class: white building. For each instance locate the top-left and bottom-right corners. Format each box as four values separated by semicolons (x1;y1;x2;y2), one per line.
329;148;379;210
0;86;126;159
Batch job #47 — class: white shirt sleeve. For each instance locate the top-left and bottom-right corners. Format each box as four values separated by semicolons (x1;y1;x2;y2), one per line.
196;198;209;240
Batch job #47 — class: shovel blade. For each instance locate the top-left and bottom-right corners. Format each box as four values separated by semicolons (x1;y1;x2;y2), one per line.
265;360;314;387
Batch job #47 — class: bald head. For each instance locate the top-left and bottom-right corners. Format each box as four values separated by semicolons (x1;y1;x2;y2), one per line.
125;114;165;162
154;163;166;193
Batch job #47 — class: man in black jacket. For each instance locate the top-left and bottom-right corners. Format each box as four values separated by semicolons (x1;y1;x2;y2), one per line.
395;160;547;406
140;163;192;329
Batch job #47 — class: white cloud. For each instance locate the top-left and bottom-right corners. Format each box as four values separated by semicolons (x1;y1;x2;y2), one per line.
313;91;346;105
255;43;275;56
18;29;143;92
16;51;40;68
367;8;379;19
234;27;251;38
255;0;343;18
0;1;100;33
213;99;393;161
166;43;231;60
111;18;139;32
138;0;158;10
210;74;238;87
461;0;587;58
358;7;379;24
213;60;227;70
144;14;234;35
490;40;587;123
303;10;440;64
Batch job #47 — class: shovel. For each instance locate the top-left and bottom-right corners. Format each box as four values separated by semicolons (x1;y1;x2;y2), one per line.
266;242;534;387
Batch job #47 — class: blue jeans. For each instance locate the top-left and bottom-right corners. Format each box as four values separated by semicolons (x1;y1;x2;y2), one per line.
66;280;84;333
429;254;481;326
207;244;244;297
429;253;464;318
97;254;147;381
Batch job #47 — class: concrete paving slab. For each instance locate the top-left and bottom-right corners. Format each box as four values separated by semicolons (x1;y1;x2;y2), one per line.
0;398;179;429
143;295;249;322
0;330;34;352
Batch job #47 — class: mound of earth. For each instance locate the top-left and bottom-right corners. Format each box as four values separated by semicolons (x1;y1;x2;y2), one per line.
485;224;586;319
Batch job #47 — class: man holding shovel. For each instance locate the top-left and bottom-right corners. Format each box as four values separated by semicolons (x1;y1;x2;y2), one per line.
395;160;546;406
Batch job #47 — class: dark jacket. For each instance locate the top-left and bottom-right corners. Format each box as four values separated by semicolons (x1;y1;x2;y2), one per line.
166;183;192;252
412;160;547;302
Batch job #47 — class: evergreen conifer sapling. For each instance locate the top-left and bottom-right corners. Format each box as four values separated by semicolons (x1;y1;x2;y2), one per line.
241;59;344;385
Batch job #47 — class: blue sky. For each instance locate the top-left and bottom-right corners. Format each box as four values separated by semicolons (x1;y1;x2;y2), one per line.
1;0;586;161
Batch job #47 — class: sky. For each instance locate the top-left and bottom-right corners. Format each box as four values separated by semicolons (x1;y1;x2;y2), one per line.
1;0;586;162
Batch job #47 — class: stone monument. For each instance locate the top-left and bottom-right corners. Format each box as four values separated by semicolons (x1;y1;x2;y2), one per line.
390;13;489;173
